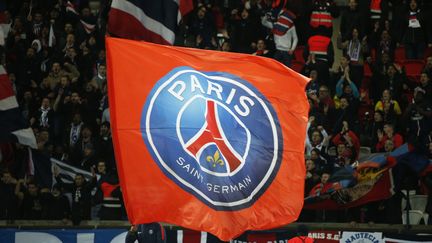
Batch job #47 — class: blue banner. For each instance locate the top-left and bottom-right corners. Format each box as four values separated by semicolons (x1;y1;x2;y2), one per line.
0;229;128;243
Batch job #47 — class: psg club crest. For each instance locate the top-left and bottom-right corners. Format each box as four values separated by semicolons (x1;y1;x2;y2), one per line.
141;67;283;210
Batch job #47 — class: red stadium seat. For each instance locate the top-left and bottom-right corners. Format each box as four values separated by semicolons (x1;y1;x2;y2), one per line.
395;46;406;62
294;46;305;62
290;60;304;73
364;62;372;78
404;59;425;83
362;76;371;90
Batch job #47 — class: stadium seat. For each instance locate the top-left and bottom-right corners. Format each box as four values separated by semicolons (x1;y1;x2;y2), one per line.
395;46;406;62
359;147;371;156
290;60;304;73
403;59;425;83
410;195;428;212
402;210;424;225
364;63;372;78
294;46;305;62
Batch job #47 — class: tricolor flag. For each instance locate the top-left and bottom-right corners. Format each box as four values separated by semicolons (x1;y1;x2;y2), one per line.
0;65;36;148
51;158;100;185
65;1;96;34
106;37;309;241
79;19;95;34
108;0;193;45
65;1;79;15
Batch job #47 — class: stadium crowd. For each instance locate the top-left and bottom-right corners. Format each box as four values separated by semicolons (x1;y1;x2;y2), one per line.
0;0;432;226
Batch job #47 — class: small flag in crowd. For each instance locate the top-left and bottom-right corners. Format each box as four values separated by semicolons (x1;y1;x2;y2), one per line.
65;1;79;15
51;158;100;185
65;1;96;34
106;37;309;240
108;0;193;45
0;65;37;148
48;22;56;47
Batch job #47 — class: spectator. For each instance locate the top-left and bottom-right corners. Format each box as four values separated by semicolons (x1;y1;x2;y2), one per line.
380;63;407;100
251;39;271;57
0;170;18;221
89;63;106;91
335;68;360;101
366;0;389;31
307;0;340;38
95;122;115;170
229;8;259;53
70;126;95;167
337;28;368;87
424;56;432;77
304;34;334;83
305;159;320;196
66;113;84;150
376;123;404;152
30;97;55;131
384;139;395;153
126;223;166;243
311;148;332;173
403;87;432;142
309;171;332;197
332;121;360;161
261;2;298;67
45;62;79;91
54;166;97;225
418;72;432;103
401;0;431;59
97;172;122;220
362;110;385;147
332;55;353;91
16;180;43;219
340;0;365;41
306;70;320;96
305;116;329;156
369;29;395;61
41;184;71;221
374;89;402;123
189;5;217;49
333;96;358;134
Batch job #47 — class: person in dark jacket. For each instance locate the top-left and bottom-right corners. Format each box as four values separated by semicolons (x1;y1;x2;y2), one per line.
401;0;432;59
54;166;97;225
41;184;70;221
340;0;366;40
125;223;166;243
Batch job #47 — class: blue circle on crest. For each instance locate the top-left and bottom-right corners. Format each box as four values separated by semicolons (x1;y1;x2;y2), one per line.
141;67;283;210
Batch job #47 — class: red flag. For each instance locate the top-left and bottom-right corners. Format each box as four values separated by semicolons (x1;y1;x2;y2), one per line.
106;37;309;241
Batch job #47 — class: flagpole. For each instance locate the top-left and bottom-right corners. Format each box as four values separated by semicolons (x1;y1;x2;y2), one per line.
27;0;33;20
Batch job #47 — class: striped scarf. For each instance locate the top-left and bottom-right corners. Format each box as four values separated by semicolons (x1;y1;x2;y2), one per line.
272;9;296;36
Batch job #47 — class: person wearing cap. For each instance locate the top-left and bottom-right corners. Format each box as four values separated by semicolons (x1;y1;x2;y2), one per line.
288;224;315;243
125;223;166;243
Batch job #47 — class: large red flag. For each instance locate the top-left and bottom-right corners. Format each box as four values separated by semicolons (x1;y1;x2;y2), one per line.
106;37;309;241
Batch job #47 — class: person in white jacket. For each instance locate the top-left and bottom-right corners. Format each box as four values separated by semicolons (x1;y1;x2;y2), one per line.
261;3;298;67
